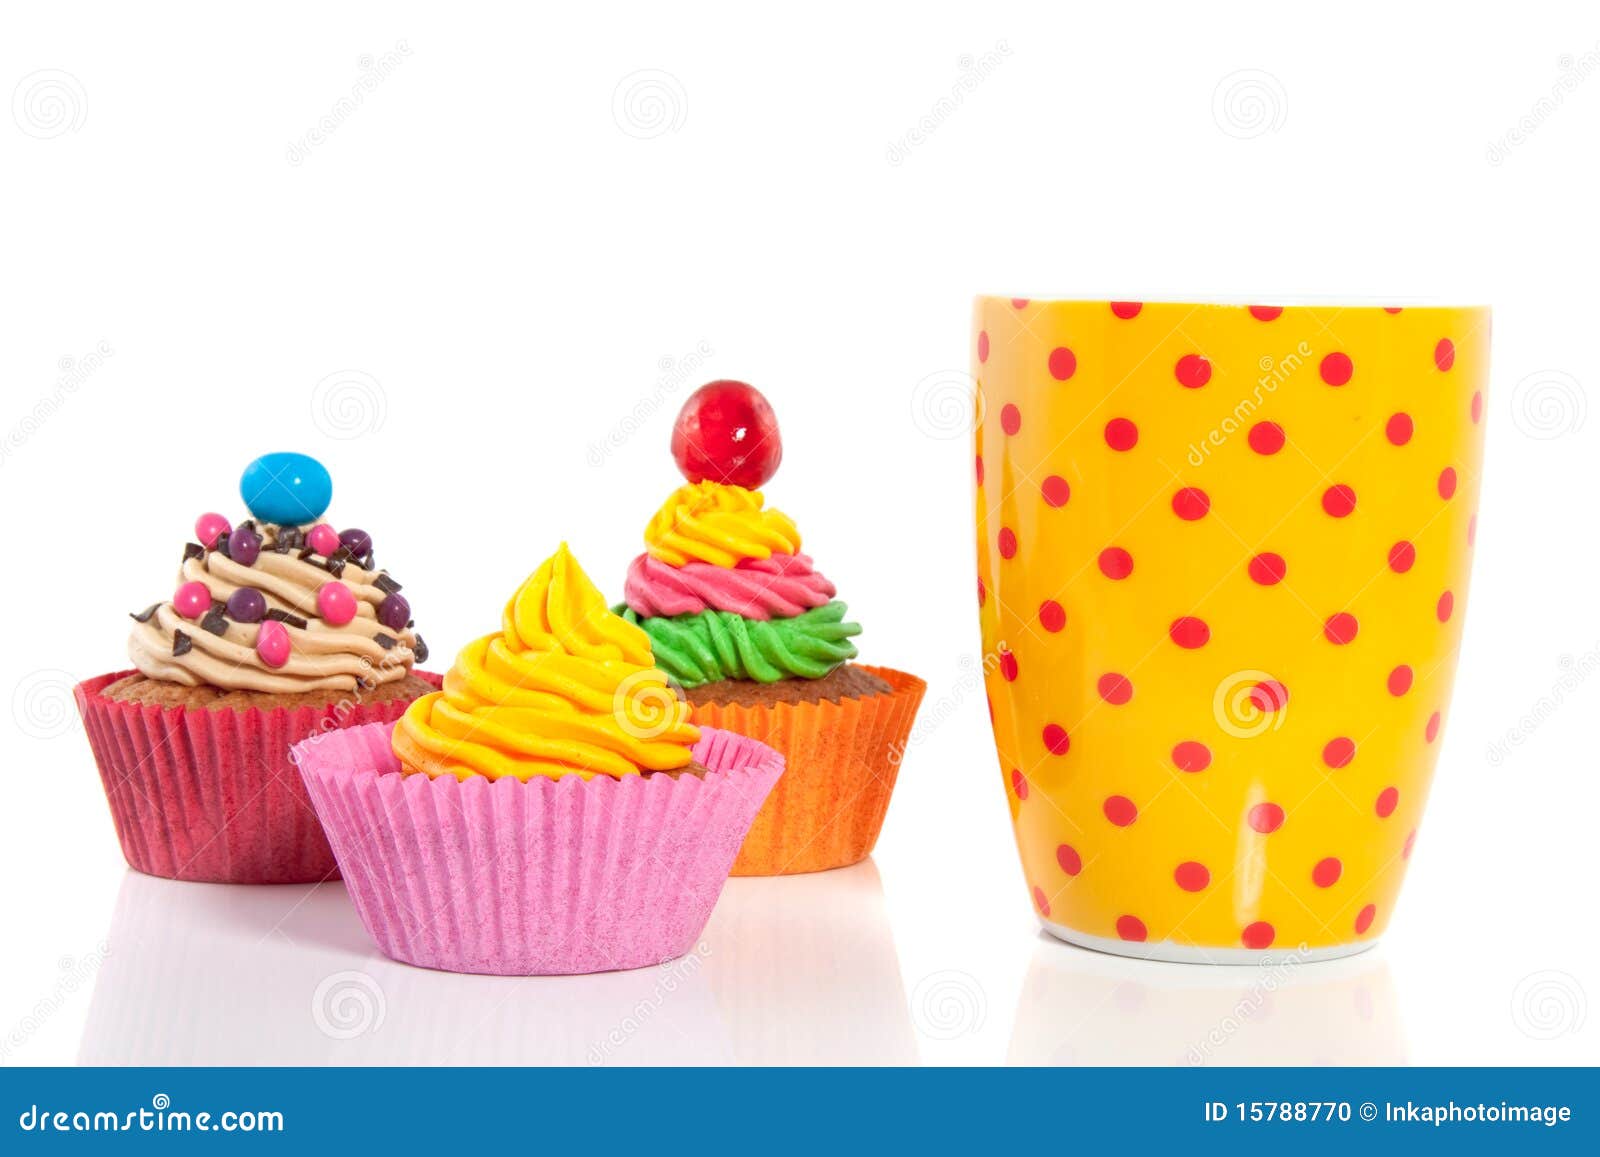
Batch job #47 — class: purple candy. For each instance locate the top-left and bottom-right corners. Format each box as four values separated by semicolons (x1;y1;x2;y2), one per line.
378;593;410;632
226;587;266;623
227;526;262;566
338;528;372;558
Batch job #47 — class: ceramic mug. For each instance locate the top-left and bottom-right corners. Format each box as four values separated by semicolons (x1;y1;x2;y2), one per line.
974;298;1489;963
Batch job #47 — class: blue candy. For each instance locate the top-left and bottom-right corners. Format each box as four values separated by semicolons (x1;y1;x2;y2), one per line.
239;453;332;525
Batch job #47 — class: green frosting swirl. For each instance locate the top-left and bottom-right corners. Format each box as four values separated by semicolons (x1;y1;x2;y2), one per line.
616;601;861;688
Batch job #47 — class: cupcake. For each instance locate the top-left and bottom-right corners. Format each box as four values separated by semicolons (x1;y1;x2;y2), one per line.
291;544;785;976
74;452;437;884
617;380;926;875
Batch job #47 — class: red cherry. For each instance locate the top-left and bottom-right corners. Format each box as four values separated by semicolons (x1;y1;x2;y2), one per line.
670;380;783;488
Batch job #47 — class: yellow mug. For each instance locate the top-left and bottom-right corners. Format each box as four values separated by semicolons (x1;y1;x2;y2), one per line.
974;298;1488;962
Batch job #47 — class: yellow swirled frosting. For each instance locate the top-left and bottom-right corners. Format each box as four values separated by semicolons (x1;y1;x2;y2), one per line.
643;480;801;568
391;544;699;781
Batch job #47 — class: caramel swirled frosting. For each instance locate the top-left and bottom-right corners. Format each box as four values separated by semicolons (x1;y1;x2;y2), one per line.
392;544;699;781
127;521;425;694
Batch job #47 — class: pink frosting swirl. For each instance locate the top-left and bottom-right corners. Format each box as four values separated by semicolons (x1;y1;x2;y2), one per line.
624;553;836;620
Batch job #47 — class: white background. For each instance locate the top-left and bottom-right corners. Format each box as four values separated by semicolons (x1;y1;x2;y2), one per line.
2;1;1595;1065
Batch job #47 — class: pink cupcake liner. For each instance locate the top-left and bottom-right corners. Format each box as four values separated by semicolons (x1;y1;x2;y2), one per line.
293;722;785;976
75;669;441;884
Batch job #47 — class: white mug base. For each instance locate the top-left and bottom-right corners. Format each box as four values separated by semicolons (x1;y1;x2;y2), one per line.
1040;917;1381;966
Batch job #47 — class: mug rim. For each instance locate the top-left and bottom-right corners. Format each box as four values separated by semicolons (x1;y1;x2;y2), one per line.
975;294;1490;310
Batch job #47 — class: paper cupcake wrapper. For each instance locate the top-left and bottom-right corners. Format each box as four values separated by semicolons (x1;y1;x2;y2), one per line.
689;665;926;876
74;669;440;884
292;722;785;976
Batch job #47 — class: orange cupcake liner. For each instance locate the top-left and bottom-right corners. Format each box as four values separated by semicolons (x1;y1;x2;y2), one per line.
690;665;926;875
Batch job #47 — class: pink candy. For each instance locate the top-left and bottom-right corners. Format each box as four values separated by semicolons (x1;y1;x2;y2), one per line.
194;512;231;549
307;523;341;556
173;581;211;620
256;619;291;668
317;580;358;626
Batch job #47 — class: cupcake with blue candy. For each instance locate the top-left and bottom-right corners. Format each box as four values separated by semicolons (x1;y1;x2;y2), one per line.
75;453;438;884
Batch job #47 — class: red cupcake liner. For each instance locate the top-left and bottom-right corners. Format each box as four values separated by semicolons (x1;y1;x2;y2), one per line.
74;669;440;884
293;722;785;976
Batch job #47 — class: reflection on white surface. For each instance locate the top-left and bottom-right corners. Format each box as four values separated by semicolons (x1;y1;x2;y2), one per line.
79;861;912;1066
1008;934;1407;1066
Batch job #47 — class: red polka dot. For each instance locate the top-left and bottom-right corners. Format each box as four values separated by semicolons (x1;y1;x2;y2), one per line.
1320;352;1353;386
1438;467;1458;499
1047;347;1078;381
975;455;984;486
1110;301;1142;319
1057;844;1082;875
1098;547;1134;580
977;331;989;363
1387;665;1413;696
1471;391;1483;423
1011;768;1028;800
1437;590;1454;622
1248;305;1283;321
1172;740;1212;772
1242;921;1276;950
1000;403;1021;435
1033;885;1050;915
1425;711;1441;743
1383;306;1403;314
1386;413;1413;445
1376;786;1399;817
998;528;1017;559
1172;487;1210;521
1169;617;1210;649
1434;338;1455;372
1403;830;1418;859
1322;485;1357;517
1116;915;1148;942
1323;737;1356;769
1248;421;1285;455
1248;552;1286;585
1248;802;1285;834
1312;857;1343;888
1251;680;1289;712
1324;612;1359;645
1104;795;1138;826
999;650;1018;682
1174;861;1211;891
1041;475;1071;507
1011;298;1029;309
1388;540;1416;572
1038;600;1066;632
1098;672;1133;705
1043;724;1071;756
1174;353;1212;388
1355;904;1377;934
1105;417;1139;451
1468;515;1478;547
977;577;985;607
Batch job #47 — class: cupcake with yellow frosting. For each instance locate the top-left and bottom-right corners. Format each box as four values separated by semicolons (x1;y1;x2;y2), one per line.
618;381;926;875
292;544;784;976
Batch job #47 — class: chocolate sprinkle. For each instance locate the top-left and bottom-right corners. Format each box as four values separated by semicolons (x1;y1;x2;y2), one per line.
298;544;318;561
264;608;309;630
200;607;229;636
130;603;161;623
183;542;204;562
172;630;193;657
214;533;232;559
413;635;428;664
360;552;375;572
374;573;402;595
374;632;397;650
